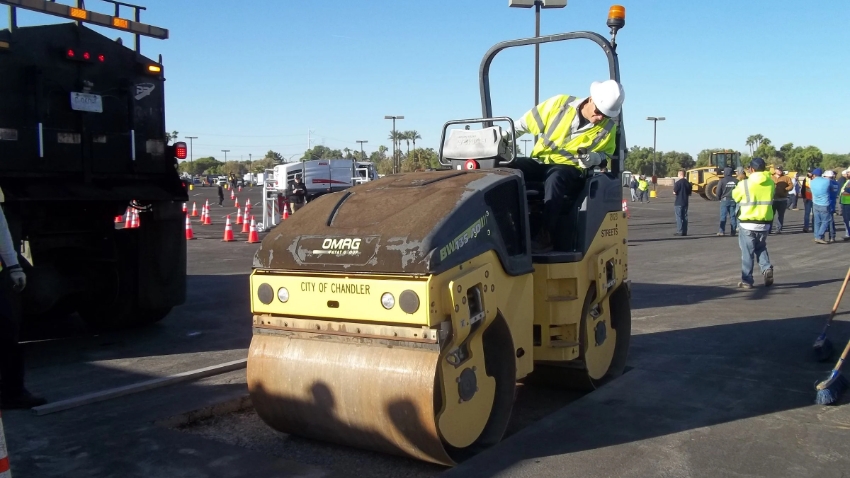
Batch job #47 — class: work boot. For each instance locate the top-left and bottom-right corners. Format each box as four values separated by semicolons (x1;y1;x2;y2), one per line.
1;389;47;410
763;268;774;287
737;282;753;289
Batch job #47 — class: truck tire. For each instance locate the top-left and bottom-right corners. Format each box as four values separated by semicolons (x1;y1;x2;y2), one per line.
705;180;720;201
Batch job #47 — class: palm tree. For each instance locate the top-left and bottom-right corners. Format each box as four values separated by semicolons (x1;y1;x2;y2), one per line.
745;136;755;156
388;131;404;173
401;131;413;167
406;130;422;168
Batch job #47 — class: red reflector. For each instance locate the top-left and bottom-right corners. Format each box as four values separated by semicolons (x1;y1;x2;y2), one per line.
83;51;90;60
98;54;105;62
464;159;479;170
174;141;187;160
66;49;75;57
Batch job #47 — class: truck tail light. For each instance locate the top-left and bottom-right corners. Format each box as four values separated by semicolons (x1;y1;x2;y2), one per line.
174;141;187;160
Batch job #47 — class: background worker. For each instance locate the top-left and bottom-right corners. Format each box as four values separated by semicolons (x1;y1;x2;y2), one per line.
637;175;649;202
731;158;774;289
508;79;625;252
825;170;839;241
290;175;307;213
787;171;798;210
809;168;831;244
0;198;47;409
840;169;850;240
672;170;691;236
801;170;814;233
771;165;792;234
717;167;739;236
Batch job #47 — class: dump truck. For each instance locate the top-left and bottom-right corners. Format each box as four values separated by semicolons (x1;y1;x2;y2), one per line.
246;5;632;466
687;150;742;200
0;0;188;329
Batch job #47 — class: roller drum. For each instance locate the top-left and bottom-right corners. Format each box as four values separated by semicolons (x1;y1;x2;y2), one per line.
247;333;455;465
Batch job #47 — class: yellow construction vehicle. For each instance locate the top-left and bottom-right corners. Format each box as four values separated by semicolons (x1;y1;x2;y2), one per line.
246;5;632;467
687;150;743;200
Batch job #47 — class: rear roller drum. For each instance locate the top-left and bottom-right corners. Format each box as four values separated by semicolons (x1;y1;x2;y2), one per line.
247;315;517;465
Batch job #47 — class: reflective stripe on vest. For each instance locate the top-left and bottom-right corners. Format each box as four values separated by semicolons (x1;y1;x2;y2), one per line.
738;176;775;222
524;95;617;166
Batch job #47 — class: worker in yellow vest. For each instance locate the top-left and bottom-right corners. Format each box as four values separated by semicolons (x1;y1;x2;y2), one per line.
509;79;625;252
637;176;649;202
840;169;850;240
731;158;775;289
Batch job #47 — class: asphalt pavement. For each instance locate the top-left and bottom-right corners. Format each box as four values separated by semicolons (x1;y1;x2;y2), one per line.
4;184;850;478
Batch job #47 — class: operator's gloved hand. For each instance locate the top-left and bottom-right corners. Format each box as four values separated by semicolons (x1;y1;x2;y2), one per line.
8;264;25;292
578;151;606;169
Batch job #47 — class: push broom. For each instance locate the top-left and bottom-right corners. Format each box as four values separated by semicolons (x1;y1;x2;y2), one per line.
815;337;850;405
812;264;850;362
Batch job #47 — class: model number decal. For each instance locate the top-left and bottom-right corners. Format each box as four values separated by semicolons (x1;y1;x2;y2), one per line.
440;212;489;261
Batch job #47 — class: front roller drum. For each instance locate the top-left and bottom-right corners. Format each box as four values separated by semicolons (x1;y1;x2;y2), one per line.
249;333;457;465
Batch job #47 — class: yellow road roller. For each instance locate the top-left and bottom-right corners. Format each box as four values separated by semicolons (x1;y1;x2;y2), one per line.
247;6;632;467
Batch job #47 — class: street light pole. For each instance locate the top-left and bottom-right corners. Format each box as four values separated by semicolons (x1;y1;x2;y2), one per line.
646;117;665;177
521;139;532;157
356;140;368;161
185;136;197;167
384;115;404;174
509;0;566;109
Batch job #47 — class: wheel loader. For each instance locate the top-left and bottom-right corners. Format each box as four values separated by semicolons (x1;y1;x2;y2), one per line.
246;5;632;467
687;150;743;200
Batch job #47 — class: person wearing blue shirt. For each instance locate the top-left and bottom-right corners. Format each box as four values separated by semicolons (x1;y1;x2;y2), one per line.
825;170;840;241
809;168;833;244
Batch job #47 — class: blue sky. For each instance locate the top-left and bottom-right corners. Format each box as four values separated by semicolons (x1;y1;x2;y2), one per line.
7;0;850;162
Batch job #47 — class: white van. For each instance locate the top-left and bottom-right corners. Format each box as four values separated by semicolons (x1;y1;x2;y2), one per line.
273;159;377;199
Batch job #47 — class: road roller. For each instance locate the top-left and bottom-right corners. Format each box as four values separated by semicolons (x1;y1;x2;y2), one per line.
247;6;632;467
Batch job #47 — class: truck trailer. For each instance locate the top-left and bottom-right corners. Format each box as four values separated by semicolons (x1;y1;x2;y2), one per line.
0;0;188;330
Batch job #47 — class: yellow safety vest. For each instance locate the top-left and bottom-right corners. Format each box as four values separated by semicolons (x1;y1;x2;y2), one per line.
638;179;648;191
840;183;850;205
520;94;617;166
732;171;775;223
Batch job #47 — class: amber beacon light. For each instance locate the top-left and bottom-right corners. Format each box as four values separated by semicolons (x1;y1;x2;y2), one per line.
607;5;625;30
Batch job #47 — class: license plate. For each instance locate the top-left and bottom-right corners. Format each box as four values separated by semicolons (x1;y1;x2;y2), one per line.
70;92;103;113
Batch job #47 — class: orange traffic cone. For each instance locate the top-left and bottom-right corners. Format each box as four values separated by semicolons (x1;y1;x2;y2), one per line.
241;206;251;233
124;207;132;228
203;205;212;225
183;202;187;214
191;202;198;217
115;211;123;223
185;214;195;240
236;207;243;225
230;189;235;200
247;216;259;243
622;199;630;219
1;410;11;478
234;197;240;209
130;209;140;229
238;185;242;192
246;198;251;209
200;204;206;223
222;215;234;242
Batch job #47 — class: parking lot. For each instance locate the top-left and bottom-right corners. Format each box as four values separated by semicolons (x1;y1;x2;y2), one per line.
5;185;850;478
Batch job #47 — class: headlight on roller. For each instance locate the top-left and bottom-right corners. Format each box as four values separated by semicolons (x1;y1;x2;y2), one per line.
277;287;289;303
381;292;395;310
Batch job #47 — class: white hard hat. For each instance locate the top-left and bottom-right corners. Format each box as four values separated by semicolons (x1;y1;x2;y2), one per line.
824;170;835;177
590;79;625;117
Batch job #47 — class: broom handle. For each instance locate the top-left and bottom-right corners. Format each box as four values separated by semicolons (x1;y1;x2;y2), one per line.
823;264;850;332
832;331;850;373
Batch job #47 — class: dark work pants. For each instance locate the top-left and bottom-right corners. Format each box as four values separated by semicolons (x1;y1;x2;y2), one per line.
0;270;24;397
512;157;583;237
675;205;688;235
772;199;787;232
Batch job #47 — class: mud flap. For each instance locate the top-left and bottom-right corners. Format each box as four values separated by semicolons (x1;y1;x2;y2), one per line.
137;201;186;309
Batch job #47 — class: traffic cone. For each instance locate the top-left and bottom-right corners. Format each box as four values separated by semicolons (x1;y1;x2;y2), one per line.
191;202;198;217
200;203;206;223
185;214;195;240
132;209;140;228
203;205;212;225
124;207;132;228
246;198;251;209
1;410;11;478
241;206;251;233
247;216;260;243
234;197;240;209
282;202;290;220
238;185;242;192
230;189;235;200
222;215;234;242
183;202;187;214
115;211;123;223
236;207;243;225
622;199;630;219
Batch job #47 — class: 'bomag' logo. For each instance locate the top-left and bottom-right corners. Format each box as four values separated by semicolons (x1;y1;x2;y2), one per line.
312;238;361;256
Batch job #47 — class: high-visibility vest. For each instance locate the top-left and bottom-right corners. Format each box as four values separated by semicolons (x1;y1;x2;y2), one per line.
802;177;813;200
638;179;648;191
520;94;617;167
841;186;850;205
732;171;775;223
